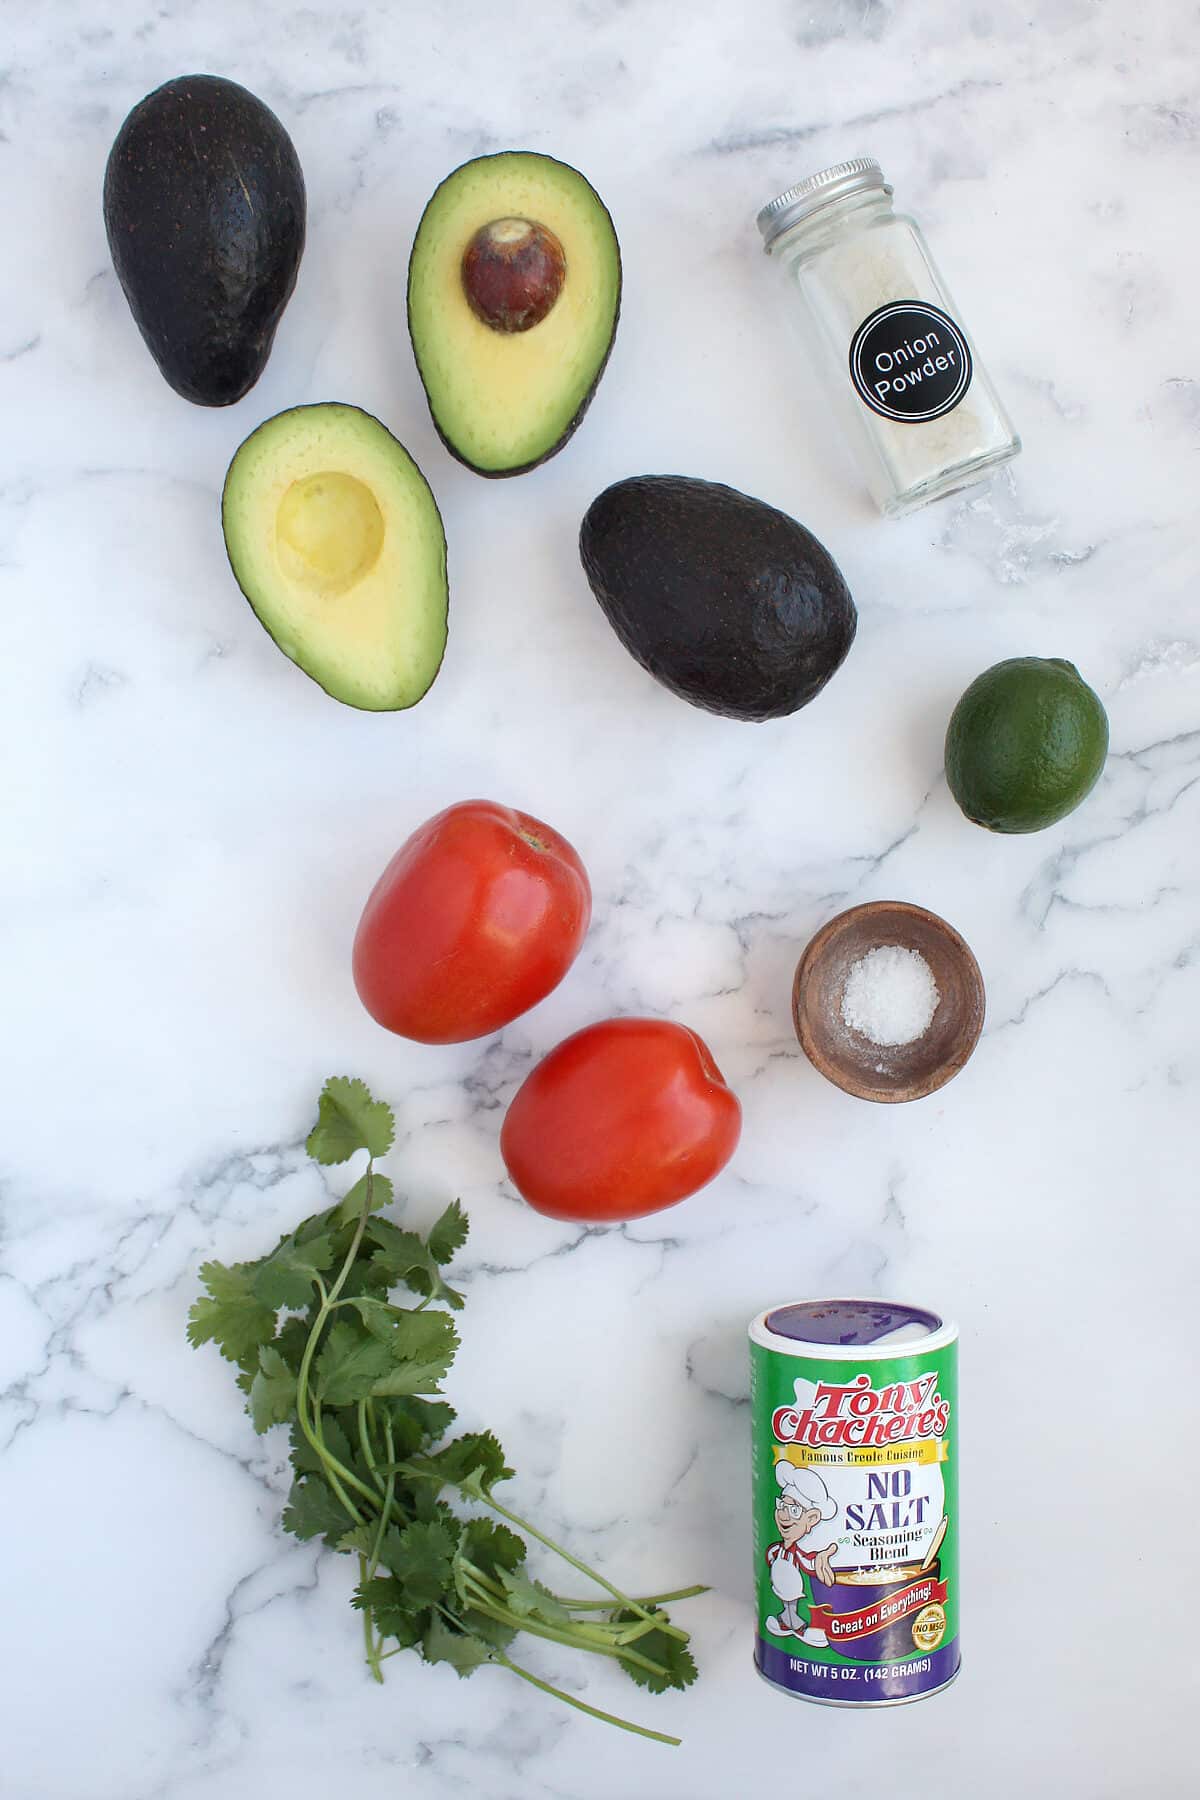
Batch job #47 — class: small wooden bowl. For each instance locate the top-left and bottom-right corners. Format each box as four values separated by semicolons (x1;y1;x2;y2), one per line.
793;901;985;1103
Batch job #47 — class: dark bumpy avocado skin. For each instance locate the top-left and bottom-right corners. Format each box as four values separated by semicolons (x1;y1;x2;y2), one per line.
103;75;305;406
407;152;622;478
579;476;857;721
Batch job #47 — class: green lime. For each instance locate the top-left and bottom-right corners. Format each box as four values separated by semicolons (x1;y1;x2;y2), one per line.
945;657;1109;833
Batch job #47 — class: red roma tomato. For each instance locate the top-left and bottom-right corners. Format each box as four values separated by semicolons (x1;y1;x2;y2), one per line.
500;1017;742;1223
353;801;591;1045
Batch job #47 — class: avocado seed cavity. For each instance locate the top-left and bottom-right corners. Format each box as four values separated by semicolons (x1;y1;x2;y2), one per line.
276;472;385;597
461;217;566;333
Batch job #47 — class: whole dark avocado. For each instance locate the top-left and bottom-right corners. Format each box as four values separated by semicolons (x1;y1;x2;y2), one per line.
103;75;305;406
579;476;857;721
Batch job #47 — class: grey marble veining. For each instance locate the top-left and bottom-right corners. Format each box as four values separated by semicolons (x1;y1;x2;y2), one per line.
2;2;1198;1796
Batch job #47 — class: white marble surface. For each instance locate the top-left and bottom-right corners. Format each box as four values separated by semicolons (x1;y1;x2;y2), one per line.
3;3;1199;1795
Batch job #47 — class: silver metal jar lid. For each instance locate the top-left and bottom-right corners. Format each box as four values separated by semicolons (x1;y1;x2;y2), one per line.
757;157;890;250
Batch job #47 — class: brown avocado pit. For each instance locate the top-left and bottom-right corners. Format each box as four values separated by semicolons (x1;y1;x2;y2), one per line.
461;217;566;333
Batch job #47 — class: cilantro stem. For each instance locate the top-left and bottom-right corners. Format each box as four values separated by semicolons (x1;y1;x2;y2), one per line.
311;1422;377;1513
357;1399;387;1495
554;1586;709;1611
349;1301;399;1694
293;1160;380;1521
458;1583;671;1680
326;1163;376;1308
492;1653;681;1747
610;1613;675;1649
364;1416;399;1594
359;1554;384;1683
470;1490;684;1641
459;1566;664;1658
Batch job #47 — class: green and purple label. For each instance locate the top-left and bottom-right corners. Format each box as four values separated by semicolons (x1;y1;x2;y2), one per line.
750;1314;959;1704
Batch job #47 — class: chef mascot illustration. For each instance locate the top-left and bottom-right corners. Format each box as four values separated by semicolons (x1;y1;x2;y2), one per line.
765;1462;839;1645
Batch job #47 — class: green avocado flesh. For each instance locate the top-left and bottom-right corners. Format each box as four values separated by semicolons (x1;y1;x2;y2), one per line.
408;152;621;476
222;404;448;711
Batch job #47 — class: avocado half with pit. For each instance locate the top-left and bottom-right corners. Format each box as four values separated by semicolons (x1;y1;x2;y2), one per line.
407;151;621;476
222;404;448;710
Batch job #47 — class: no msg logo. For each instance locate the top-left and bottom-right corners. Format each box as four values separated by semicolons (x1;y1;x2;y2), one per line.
848;301;972;423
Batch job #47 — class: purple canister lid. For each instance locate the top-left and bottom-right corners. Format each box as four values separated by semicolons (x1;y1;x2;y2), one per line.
763;1298;944;1348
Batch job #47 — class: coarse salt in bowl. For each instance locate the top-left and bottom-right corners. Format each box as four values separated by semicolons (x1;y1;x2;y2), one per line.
792;901;985;1103
841;944;940;1047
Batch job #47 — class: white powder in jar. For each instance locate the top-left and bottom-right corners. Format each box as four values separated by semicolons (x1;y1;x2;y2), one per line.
841;945;940;1047
771;202;1020;513
811;234;1012;494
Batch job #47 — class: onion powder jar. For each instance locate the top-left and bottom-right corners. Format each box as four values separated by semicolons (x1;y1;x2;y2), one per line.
758;158;1020;517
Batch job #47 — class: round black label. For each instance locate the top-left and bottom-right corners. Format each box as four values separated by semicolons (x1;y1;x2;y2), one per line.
848;301;972;424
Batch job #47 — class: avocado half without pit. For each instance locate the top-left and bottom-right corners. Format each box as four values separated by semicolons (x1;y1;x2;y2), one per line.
408;151;621;476
222;404;448;711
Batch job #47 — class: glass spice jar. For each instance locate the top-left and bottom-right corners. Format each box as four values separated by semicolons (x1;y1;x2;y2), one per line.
757;158;1020;517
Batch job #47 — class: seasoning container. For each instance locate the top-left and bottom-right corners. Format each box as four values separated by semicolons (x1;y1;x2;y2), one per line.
757;158;1020;516
749;1297;960;1706
792;899;986;1103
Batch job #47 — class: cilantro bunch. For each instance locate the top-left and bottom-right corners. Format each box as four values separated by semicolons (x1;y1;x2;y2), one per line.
187;1078;702;1744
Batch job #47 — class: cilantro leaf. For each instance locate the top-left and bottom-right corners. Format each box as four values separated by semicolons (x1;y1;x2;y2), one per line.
457;1518;526;1584
336;1522;380;1557
458;1608;517;1652
187;1261;277;1371
249;1345;298;1433
289;1411;354;1478
361;1218;437;1286
352;1577;427;1647
314;1320;398;1406
359;1218;465;1312
306;1077;394;1165
499;1568;570;1625
352;1574;416;1616
343;1303;458;1396
372;1394;457;1457
369;1403;425;1461
401;1396;457;1439
274;1314;313;1372
406;1431;513;1495
437;1285;466;1314
369;1362;449;1399
347;1298;457;1358
328;1255;388;1303
411;1490;459;1530
421;1613;493;1677
377;1520;457;1607
282;1475;358;1546
366;1319;456;1398
252;1232;335;1310
613;1619;699;1695
427;1200;469;1266
332;1170;393;1229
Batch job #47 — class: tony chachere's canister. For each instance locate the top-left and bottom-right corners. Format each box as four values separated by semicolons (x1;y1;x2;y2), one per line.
749;1298;959;1706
